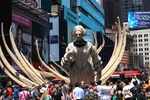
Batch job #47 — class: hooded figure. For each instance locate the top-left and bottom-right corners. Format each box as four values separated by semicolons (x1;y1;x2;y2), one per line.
61;25;101;84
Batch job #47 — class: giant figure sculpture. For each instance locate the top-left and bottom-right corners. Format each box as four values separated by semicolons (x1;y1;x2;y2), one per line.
61;25;102;84
0;17;127;89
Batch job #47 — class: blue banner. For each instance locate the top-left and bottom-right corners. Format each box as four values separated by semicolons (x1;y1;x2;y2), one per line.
128;12;150;29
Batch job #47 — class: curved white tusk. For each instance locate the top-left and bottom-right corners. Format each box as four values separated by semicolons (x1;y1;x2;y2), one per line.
96;34;105;54
35;40;70;76
0;46;38;87
1;23;40;85
0;60;33;88
101;20;127;83
9;26;45;85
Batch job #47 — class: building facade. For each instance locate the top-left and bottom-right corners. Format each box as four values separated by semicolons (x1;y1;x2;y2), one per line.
103;0;150;72
103;0;150;28
130;29;150;67
103;0;120;28
12;0;50;65
62;0;105;42
120;0;144;22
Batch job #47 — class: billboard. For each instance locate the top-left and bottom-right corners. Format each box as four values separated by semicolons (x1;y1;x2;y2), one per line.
128;12;150;29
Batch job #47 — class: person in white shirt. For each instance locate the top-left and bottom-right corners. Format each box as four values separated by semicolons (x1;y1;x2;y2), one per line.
73;82;85;100
122;80;133;100
96;81;113;100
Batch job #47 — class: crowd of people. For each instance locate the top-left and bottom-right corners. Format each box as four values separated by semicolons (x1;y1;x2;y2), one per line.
0;76;150;100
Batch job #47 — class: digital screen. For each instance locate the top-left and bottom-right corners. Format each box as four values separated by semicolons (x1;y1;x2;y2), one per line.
128;12;150;29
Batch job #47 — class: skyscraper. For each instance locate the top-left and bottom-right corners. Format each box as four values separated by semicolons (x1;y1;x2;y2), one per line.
120;0;144;22
103;0;120;28
103;0;150;27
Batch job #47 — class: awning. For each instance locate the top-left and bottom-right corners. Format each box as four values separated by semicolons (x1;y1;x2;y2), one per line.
111;70;141;78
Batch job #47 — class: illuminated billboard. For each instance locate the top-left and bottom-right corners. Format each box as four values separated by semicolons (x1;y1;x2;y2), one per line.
128;12;150;29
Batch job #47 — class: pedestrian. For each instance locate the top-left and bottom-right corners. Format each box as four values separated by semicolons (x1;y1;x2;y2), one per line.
51;84;62;100
122;80;133;100
5;85;13;100
19;87;31;100
13;84;20;100
73;82;85;100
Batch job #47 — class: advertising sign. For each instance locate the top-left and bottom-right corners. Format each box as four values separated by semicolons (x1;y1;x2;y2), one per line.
49;35;59;44
128;12;150;29
49;16;59;61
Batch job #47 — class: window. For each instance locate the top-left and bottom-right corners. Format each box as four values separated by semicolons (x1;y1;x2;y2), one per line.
138;34;142;37
144;43;148;46
134;48;137;51
133;0;143;6
145;48;149;51
144;34;148;37
139;44;143;46
134;35;137;38
139;48;143;51
139;39;142;42
135;53;137;55
145;57;149;60
145;62;149;65
70;0;77;13
144;39;148;42
145;53;149;55
147;62;149;65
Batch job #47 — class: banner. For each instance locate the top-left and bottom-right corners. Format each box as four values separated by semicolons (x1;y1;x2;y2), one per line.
128;12;150;29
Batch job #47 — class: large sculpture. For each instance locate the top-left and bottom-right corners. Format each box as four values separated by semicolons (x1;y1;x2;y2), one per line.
0;17;127;88
61;25;102;84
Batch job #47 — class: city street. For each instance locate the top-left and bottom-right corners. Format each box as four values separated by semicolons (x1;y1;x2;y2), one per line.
0;0;150;100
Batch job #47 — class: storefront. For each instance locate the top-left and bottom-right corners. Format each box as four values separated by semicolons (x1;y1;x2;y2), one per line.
12;14;32;62
12;1;50;66
111;70;141;78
